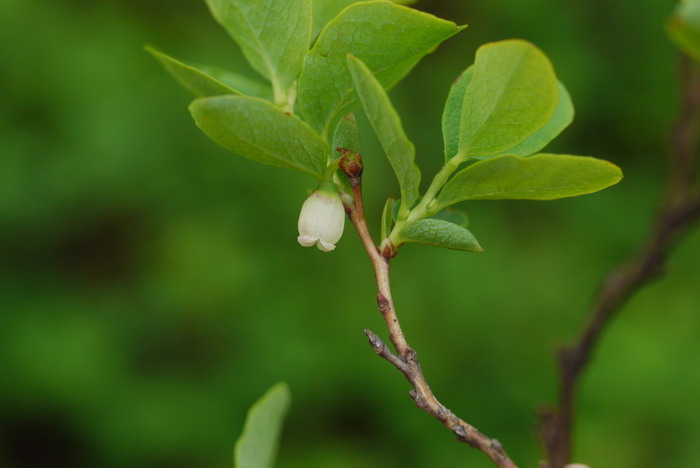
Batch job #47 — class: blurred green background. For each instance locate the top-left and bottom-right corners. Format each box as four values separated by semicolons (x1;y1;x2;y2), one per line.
2;0;699;467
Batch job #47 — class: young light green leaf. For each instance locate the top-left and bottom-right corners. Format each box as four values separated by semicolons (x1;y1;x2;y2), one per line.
434;153;623;209
458;40;559;159
667;0;700;61
205;0;312;100
442;67;472;160
332;113;362;157
399;219;482;252
347;55;421;210
381;197;396;240
190;95;328;178
196;65;273;99
234;382;291;468
298;1;464;138
497;82;573;157
311;0;417;37
443;70;572;159
146;46;240;97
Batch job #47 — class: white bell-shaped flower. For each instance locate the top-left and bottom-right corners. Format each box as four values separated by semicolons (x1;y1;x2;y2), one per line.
297;182;345;252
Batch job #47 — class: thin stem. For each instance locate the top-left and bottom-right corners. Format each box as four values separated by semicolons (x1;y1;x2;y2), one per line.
387;155;463;247
346;177;518;468
538;55;700;468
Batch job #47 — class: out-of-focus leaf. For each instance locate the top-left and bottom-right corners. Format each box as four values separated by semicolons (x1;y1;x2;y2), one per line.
399;219;482;252
298;1;464;138
347;55;421;210
434;153;623;209
146;46;239;97
457;40;559;159
668;0;700;62
196;65;273;99
234;382;291;468
190;95;327;178
205;0;311;97
433;208;469;228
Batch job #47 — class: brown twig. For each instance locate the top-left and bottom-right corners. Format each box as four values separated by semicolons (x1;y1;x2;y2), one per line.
538;55;700;468
343;167;517;468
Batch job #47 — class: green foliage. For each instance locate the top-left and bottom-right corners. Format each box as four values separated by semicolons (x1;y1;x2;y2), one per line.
234;383;291;468
151;1;622;257
205;0;311;104
398;218;482;252
347;55;421;214
668;0;700;61
298;1;463;139
434;154;623;209
189;96;327;178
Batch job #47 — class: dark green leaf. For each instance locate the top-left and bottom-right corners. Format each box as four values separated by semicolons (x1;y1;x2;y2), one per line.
399;219;482;252
205;0;312;98
347;55;421;209
298;1;464;138
190;95;328;178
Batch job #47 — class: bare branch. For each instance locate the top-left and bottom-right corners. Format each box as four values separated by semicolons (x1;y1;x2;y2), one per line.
341;157;518;468
538;55;700;468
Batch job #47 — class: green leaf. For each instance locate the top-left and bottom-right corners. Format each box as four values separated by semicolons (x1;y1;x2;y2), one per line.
399;218;482;252
442;67;472;160
331;113;362;157
668;0;700;61
205;0;312;99
347;55;421;210
311;0;417;37
381;197;396;240
190;95;328;178
434;153;623;209
146;46;240;97
234;382;291;468
298;1;464;138
458;40;559;159
196;65;273;99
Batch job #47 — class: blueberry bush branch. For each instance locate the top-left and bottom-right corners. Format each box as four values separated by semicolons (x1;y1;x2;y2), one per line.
339;151;518;468
538;54;700;468
149;1;624;467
